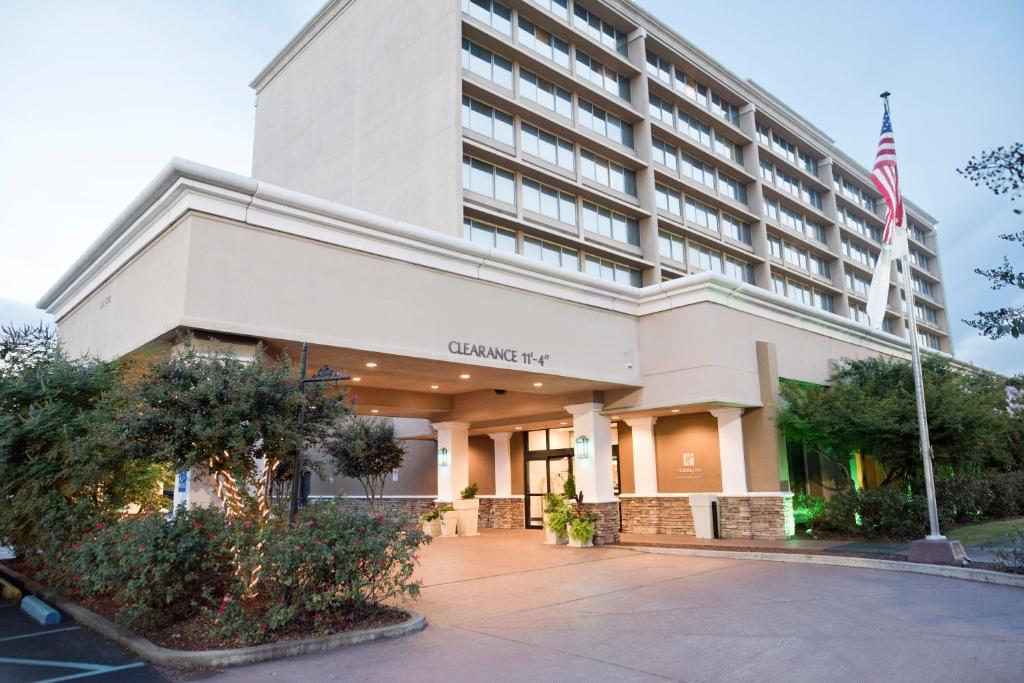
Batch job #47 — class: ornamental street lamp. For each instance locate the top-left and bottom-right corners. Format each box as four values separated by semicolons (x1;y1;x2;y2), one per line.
290;341;349;519
574;435;591;461
437;447;449;468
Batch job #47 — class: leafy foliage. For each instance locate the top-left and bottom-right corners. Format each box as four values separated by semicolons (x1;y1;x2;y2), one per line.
460;482;479;500
568;512;597;543
993;532;1024;574
324;417;405;511
778;356;1018;487
957;143;1024;339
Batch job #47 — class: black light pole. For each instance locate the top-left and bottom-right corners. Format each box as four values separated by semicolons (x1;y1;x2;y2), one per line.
289;341;348;519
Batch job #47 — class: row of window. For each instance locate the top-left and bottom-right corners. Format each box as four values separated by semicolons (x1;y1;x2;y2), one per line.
645;51;740;127
655;184;751;244
837;206;882;243
768;236;831;279
765;199;828;244
463;218;642;285
833;173;878;213
462;155;641;246
841;237;878;269
756;123;818;176
658;230;755;283
648;95;745;164
760;159;822;210
772;275;835;313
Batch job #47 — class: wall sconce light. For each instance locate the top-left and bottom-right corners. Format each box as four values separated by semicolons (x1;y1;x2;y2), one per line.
438;447;449;468
574;435;591;461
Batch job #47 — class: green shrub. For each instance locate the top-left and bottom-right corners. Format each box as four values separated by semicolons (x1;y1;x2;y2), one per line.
568;515;596;543
819;487;927;540
993;532;1024;574
817;489;862;536
792;492;825;526
562;472;576;499
460;483;479;500
544;497;572;536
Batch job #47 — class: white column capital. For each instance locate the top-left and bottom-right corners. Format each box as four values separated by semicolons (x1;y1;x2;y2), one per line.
563;402;604;417
486;431;513;444
431;421;471;432
709;407;744;423
624;415;658;430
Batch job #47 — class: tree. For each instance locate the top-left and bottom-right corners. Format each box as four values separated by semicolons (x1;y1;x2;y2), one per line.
325;417;406;512
778;356;1016;488
957;143;1024;339
114;337;350;518
0;324;166;558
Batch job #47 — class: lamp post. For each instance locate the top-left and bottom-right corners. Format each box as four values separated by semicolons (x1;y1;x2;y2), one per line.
289;341;349;519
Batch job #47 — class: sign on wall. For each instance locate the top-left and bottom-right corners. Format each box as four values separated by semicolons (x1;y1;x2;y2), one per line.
676;452;703;479
448;341;550;367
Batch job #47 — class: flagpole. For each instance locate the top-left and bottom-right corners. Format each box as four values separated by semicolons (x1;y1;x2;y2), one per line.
881;92;943;541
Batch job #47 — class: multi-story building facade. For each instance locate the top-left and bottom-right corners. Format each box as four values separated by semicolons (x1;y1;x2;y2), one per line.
39;0;953;543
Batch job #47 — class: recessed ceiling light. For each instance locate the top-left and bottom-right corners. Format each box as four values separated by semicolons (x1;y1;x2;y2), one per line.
370;409;379;414
514;426;522;430
459;373;471;379
430;384;439;390
365;362;378;368
560;421;568;426
533;382;543;387
352;377;362;382
671;409;680;413
611;415;620;420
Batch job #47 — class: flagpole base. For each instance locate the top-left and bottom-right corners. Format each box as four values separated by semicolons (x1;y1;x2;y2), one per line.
906;538;968;566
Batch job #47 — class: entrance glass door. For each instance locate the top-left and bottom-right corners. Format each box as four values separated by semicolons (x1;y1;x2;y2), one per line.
526;455;572;528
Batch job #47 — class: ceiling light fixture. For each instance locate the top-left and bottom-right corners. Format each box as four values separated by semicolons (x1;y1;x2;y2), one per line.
430;384;439;390
352;377;362;382
370;409;379;414
514;426;522;430
365;362;378;368
459;373;471;379
671;409;680;413
533;382;543;387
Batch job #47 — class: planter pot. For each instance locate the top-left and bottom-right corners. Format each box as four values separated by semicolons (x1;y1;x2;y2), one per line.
441;511;459;537
567;536;594;548
421;519;441;537
542;513;567;545
453;498;479;536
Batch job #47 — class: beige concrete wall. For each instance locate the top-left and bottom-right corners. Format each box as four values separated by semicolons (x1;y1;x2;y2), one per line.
252;0;462;235
468;435;496;495
311;436;438;497
57;218;191;359
654;413;722;493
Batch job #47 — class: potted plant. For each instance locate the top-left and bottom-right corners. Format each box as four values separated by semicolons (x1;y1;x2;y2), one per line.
542;493;569;545
454;483;480;536
418;504;442;537
567;510;597;548
438;503;458;537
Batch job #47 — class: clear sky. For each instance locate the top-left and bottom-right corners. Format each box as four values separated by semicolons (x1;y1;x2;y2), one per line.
1;0;1022;375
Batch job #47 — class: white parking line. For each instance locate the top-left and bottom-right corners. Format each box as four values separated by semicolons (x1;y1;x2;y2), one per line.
0;626;81;643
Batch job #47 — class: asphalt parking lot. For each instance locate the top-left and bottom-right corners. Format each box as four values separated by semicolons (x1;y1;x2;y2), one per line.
0;596;164;682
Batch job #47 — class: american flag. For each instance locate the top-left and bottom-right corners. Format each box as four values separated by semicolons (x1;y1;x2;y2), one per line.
870;103;908;257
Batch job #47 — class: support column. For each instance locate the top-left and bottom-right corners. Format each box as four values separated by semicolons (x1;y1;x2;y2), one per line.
709;408;749;495
432;421;470;503
624;416;658;496
564;403;615;502
487;431;513;498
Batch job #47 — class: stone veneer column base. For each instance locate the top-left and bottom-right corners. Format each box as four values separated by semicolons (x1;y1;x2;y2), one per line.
333;497;436;522
718;495;793;540
619;497;695;535
578;501;620;545
477;498;525;529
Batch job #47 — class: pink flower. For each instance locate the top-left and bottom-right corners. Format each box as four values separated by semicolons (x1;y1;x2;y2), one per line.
95;521;106;530
139;543;146;550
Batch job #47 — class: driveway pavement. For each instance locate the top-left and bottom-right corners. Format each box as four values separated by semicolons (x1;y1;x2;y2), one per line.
175;529;1024;682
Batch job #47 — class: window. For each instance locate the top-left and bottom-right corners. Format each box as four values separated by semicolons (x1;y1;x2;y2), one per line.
718;173;747;204
522;178;577;225
521;123;575;172
809;253;831;278
760;159;775;184
768;235;782;259
786;280;812;306
912;275;934;297
658;230;686;263
581;150;637;195
772;274;786;295
462;0;512;35
915;303;939;325
519;70;572;119
655;183;681;216
518;17;570;68
678;112;711;148
726;256;756;283
756;123;771;146
910;222;927;243
531;0;568;20
585;255;642;286
685;197;719;233
784;243;808;270
841;238;876;268
646;52;671;84
777;168;801;198
648;94;674;126
573;4;628;55
722;214;751;244
799;151;817;175
463;218;516;252
578;100;633;147
582;202;639;245
771;132;797;165
851;301;869;324
674;70;707;107
681;154;716;189
462;96;514;146
688;242;724;273
463;156;515;203
911;249;930;271
711;94;739;126
714;132;743;163
461;39;513;89
918;331;941;350
780;205;804;234
524;235;578;270
816;292;835;313
802;185;822;210
838;175;876;212
808;219;828;244
652;138;678;171
765;198;780;221
576;50;630;99
846;271;871;297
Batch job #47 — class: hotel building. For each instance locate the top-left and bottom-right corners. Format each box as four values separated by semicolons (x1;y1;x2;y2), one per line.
39;0;952;542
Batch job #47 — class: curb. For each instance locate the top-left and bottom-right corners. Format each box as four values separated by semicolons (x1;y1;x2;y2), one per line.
620;544;1024;588
0;563;427;668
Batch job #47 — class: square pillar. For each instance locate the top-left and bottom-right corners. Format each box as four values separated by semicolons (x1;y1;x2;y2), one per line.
564;403;616;503
487;431;513;498
624;416;658;496
432;421;470;503
709;408;749;495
